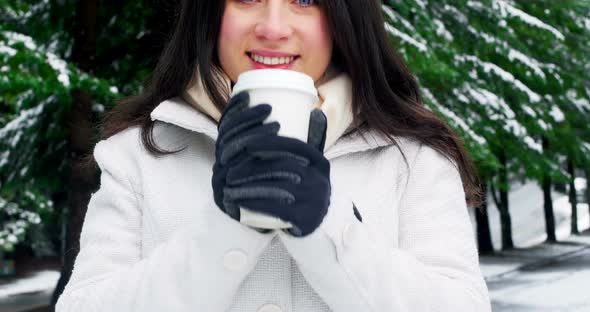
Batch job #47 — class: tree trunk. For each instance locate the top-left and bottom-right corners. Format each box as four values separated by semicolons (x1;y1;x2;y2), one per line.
51;0;99;308
542;137;556;242
475;182;494;254
542;173;557;242
498;149;514;249
567;156;579;235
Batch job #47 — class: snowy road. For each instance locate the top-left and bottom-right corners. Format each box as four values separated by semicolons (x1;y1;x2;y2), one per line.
0;270;58;312
481;180;590;311
488;245;590;311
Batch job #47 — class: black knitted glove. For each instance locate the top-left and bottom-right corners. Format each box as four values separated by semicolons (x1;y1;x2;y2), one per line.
212;91;280;221
222;109;330;237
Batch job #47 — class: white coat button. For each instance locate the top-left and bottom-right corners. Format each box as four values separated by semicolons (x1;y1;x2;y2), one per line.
223;249;247;271
257;303;282;312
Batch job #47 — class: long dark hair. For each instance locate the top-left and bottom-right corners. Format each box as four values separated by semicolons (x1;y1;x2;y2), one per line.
94;0;483;207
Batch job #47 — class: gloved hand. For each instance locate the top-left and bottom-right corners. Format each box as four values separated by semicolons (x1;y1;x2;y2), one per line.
222;109;330;237
212;91;280;221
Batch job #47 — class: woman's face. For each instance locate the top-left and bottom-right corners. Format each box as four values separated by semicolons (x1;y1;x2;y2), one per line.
218;0;333;84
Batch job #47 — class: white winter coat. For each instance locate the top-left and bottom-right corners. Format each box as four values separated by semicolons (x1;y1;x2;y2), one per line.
56;70;491;312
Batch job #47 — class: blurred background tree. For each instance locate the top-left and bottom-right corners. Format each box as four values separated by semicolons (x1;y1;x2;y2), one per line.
383;0;589;252
1;0;179;306
0;0;588;310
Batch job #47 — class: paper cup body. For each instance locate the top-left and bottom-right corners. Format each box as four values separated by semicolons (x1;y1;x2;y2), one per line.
231;69;319;230
232;69;319;143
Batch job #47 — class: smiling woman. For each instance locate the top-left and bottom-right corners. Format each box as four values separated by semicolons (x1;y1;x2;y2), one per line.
56;0;491;311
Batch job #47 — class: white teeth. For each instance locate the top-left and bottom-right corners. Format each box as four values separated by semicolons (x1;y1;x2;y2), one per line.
251;53;296;65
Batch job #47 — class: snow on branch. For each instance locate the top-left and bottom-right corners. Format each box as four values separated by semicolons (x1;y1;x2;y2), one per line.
384;23;428;52
466;26;552;81
1;31;71;87
458;85;543;153
382;5;417;32
0;97;52;149
455;54;542;102
422;87;487;145
492;0;565;40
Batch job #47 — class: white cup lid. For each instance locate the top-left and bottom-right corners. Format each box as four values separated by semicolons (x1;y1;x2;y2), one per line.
232;69;318;98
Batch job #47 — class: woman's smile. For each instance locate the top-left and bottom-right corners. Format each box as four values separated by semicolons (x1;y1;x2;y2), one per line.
246;51;301;69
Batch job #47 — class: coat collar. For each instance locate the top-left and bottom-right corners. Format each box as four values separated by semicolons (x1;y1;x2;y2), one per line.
150;97;393;160
150;66;394;160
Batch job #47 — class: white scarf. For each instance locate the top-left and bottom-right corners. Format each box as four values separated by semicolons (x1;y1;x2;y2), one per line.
182;66;355;151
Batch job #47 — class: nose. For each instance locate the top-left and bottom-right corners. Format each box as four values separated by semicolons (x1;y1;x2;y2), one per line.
254;5;293;41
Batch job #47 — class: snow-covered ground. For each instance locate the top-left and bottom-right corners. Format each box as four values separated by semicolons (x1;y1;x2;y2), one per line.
472;180;590;311
0;271;59;299
489;246;590;311
0;270;59;311
484;180;589;249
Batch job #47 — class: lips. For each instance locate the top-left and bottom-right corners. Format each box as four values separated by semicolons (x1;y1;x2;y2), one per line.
246;52;300;69
247;49;299;57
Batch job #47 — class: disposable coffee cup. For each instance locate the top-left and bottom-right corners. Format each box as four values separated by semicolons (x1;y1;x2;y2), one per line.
231;69;319;230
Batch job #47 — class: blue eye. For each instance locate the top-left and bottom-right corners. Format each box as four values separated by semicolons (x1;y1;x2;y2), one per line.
297;0;317;7
236;0;318;7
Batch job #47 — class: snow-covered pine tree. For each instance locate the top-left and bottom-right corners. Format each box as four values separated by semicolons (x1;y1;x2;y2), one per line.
382;0;589;249
0;1;119;255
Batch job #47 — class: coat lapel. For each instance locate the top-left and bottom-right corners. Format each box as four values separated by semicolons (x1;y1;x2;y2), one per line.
151;97;219;140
